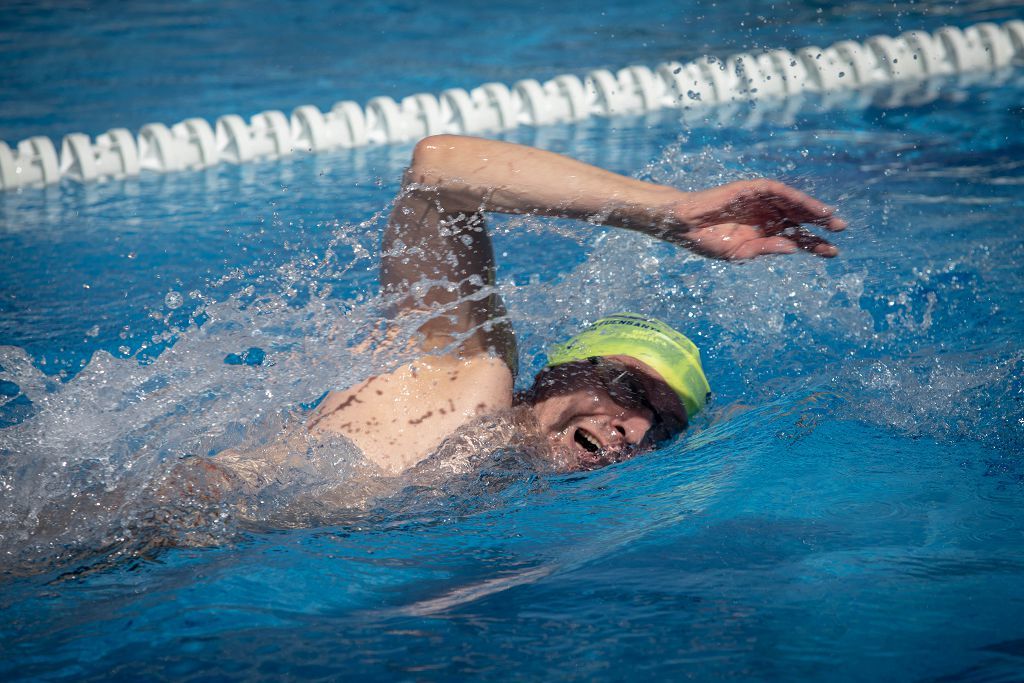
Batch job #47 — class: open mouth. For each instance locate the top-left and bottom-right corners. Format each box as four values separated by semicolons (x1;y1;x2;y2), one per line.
573;427;602;454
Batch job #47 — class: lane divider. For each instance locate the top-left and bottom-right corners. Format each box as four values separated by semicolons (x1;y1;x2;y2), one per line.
1;20;1021;192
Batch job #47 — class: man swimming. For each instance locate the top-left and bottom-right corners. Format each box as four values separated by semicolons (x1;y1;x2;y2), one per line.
301;134;845;474
2;134;846;573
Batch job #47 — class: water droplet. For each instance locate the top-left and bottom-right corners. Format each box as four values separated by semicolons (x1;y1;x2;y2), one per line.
224;347;266;367
164;291;184;310
800;149;810;158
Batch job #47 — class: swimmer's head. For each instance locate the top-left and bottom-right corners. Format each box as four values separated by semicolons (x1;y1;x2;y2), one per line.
522;313;711;471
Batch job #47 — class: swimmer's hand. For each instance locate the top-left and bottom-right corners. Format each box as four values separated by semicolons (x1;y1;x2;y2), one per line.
664;180;847;260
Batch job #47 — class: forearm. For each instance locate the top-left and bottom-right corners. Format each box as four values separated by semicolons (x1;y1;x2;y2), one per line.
381;135;682;334
405;135;690;235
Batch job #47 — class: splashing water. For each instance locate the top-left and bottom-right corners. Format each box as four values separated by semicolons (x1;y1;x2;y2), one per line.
0;102;1020;683
0;217;384;570
2;116;1023;577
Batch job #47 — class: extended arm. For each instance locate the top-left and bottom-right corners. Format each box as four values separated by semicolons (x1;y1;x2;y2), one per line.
381;135;846;365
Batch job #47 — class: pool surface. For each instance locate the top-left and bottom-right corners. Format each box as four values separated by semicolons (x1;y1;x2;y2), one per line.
2;1;1024;680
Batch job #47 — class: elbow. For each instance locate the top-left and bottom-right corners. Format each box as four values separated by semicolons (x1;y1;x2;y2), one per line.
408;135;466;185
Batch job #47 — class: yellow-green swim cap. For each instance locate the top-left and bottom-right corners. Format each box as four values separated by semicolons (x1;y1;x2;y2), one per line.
545;313;711;418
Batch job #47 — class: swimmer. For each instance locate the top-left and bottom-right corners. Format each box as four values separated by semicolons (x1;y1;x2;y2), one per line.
300;135;846;474
4;135;847;574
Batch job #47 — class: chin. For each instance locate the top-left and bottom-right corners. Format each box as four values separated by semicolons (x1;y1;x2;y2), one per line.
544;446;580;473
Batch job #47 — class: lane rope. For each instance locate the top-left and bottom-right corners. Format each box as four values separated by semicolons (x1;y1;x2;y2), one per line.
1;20;1021;192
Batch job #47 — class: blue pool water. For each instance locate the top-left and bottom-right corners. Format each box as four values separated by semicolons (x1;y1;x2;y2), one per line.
2;1;1024;680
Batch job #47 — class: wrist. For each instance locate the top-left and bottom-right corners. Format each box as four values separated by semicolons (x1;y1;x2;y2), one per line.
633;186;692;236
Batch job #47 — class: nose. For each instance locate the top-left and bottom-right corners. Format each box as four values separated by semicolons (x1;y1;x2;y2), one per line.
604;410;654;448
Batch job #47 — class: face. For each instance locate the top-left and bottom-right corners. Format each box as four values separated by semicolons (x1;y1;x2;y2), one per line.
524;356;688;471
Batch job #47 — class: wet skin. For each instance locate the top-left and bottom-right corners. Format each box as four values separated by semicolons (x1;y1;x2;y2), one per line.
304;135;844;475
522;356;688;470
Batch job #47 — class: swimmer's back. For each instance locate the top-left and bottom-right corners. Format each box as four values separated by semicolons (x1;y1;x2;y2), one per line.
307;354;513;473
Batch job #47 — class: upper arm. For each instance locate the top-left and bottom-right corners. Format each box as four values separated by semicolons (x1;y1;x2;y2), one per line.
379;139;517;371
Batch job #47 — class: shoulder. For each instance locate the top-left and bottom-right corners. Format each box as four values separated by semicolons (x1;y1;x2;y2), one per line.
396;354;515;420
308;353;515;473
422;353;514;392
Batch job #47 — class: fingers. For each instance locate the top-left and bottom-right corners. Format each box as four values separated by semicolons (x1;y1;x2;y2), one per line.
731;236;798;259
782;225;838;257
683;222;838;260
682;224;796;260
729;232;837;259
748;179;847;232
680;179;846;261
